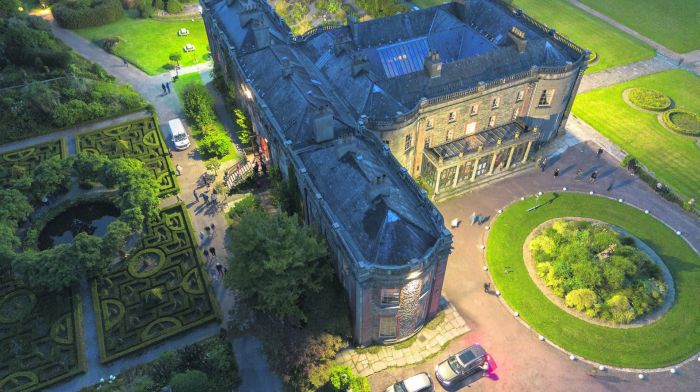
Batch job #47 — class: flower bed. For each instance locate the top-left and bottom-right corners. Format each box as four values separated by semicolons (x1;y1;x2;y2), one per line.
530;219;667;324
626;88;671;111
662;109;700;136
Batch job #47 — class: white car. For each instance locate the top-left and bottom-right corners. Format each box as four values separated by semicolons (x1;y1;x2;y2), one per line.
385;372;434;392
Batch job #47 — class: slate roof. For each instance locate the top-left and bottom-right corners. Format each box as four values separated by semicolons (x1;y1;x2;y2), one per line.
299;138;437;266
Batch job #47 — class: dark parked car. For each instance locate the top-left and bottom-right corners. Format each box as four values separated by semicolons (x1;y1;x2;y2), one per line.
385;372;434;392
435;344;489;387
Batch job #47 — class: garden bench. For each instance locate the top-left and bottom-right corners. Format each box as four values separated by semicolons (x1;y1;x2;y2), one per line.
178;28;189;36
183;43;195;52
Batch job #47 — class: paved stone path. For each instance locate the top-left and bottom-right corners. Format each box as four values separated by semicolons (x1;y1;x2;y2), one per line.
370;138;700;391
578;55;676;93
568;0;700;75
0;110;149;155
37;17;282;391
336;304;469;377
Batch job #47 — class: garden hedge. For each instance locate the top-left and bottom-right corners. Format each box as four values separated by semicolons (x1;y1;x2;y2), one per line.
52;0;124;29
662;109;700;136
626;88;671;111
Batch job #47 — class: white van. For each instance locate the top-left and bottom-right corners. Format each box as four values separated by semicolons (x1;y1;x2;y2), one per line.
168;118;191;150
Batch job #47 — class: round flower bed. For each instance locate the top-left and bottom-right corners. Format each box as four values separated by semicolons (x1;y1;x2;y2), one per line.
486;193;700;368
587;50;598;64
661;109;700;136
530;219;667;324
626;88;671;111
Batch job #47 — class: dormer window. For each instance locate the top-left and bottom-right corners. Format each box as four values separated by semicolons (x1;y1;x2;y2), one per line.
491;97;500;109
448;111;457;122
516;90;525;102
426;118;434;129
488;115;496;128
445;129;454;142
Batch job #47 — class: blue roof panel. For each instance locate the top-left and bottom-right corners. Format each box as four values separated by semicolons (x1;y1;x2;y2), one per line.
377;38;430;78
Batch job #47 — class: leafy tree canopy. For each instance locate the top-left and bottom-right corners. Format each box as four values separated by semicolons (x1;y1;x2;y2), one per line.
224;210;329;321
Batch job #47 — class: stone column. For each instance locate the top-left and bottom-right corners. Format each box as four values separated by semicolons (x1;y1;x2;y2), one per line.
471;158;479;181
434;169;442;195
505;145;516;168
522;140;533;163
452;164;462;187
489;138;503;175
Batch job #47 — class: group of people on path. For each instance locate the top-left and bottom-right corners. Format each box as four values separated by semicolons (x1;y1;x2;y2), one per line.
161;82;172;95
541;147;609;187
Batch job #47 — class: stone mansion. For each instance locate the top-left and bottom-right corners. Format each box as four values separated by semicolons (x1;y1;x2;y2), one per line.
202;0;586;345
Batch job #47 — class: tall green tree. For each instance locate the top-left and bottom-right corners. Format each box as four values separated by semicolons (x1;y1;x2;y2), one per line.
224;210;329;321
233;108;252;146
0;188;33;225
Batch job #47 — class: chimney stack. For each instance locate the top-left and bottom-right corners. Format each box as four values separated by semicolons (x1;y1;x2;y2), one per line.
347;14;359;45
424;50;442;79
252;18;270;50
313;104;334;143
280;56;292;78
508;26;528;52
351;52;369;77
239;1;259;27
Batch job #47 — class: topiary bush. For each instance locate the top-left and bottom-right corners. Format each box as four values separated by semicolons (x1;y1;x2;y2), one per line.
52;0;124;29
662;109;700;136
626;88;671;111
170;370;208;392
530;219;667;323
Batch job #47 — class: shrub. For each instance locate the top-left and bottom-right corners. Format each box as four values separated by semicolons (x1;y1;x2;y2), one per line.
52;0;125;29
199;132;231;158
136;0;153;17
329;365;370;392
626;88;671;111
662;109;700;136
165;0;182;13
605;294;635;324
182;84;215;129
565;288;598;312
169;370;208;392
227;194;260;221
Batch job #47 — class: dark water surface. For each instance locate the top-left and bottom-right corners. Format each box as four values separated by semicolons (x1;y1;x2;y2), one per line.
38;202;120;250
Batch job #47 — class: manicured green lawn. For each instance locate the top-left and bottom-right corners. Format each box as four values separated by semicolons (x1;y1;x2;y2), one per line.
512;0;654;73
412;0;443;8
413;0;654;72
487;193;700;368
76;13;211;75
172;72;239;163
579;0;700;53
573;70;700;200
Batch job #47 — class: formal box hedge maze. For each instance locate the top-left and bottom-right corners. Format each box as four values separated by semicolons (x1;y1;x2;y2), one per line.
91;203;219;363
0;139;67;187
75;117;179;197
0;276;84;392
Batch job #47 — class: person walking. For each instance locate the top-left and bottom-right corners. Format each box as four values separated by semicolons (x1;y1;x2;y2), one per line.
607;180;614;192
215;263;224;277
553;168;560;178
166;82;171;94
175;194;182;202
211;192;218;206
483;282;490;293
209;247;216;257
540;157;547;172
203;249;209;260
199;231;205;241
193;189;199;202
597;147;604;159
590;170;599;184
123;58;128;67
161;83;167;94
202;193;209;204
575;168;583;181
175;164;182;176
